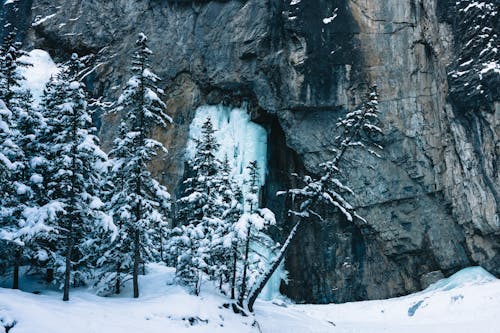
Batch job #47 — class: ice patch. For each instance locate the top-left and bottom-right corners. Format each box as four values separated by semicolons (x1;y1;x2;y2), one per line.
18;49;59;105
424;266;496;292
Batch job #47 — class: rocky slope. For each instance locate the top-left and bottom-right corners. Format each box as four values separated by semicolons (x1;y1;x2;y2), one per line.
3;0;499;303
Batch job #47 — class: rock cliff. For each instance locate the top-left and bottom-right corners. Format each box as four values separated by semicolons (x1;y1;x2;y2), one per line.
3;0;498;303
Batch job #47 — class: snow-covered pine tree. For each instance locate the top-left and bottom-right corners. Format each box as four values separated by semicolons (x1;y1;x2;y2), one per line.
92;121;132;295
245;85;382;312
0;29;47;289
40;54;113;301
172;117;220;294
0;26;31;109
176;117;220;226
0;98;21;279
4;90;54;290
236;161;276;307
219;158;245;300
208;155;243;294
104;33;171;298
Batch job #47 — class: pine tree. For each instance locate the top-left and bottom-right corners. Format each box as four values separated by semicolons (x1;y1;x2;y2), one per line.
172;117;220;294
93;121;133;295
6;90;53;289
245;86;382;312
236;161;276;307
0;26;31;109
0;30;45;289
0;98;21;278
40;54;113;301
211;155;243;296
104;33;171;298
176;117;220;226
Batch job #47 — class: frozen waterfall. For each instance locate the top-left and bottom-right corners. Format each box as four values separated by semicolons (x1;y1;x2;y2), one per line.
186;104;285;300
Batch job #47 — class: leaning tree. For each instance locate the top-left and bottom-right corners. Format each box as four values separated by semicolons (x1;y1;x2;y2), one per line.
245;86;383;312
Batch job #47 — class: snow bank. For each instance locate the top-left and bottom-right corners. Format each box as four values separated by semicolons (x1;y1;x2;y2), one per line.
298;266;500;333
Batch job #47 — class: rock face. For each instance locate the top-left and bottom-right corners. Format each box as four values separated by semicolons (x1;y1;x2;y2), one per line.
4;0;499;303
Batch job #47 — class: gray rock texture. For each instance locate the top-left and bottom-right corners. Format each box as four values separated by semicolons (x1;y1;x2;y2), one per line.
4;0;498;303
420;270;445;289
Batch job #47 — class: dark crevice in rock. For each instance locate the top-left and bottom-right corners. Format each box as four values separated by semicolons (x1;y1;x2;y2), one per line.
469;113;500;214
261;116;304;241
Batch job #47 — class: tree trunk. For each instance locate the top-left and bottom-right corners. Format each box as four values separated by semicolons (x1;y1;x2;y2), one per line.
63;219;73;301
238;227;251;306
45;268;54;283
231;245;237;300
247;219;302;312
12;248;20;289
160;233;163;262
194;269;202;296
115;263;121;294
133;229;140;298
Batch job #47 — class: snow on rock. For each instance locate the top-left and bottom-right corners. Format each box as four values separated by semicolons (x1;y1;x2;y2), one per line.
18;49;59;104
0;266;498;333
32;14;57;27
323;8;338;24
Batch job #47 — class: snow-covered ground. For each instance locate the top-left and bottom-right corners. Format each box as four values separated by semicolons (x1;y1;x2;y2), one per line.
0;265;499;333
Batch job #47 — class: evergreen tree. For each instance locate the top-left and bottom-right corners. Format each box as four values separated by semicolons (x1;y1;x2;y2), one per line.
172;117;220;294
0;26;31;109
93;121;133;295
214;155;244;298
5;90;53;289
40;54;113;301
0;98;21;278
236;161;276;306
176;117;220;225
103;33;172;298
0;30;45;288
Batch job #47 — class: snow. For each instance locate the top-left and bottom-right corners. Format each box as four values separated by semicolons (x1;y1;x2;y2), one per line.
463;1;488;12
18;49;59;105
0;265;498;333
480;60;500;74
323;8;339;24
32;14;57;27
69;81;80;90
